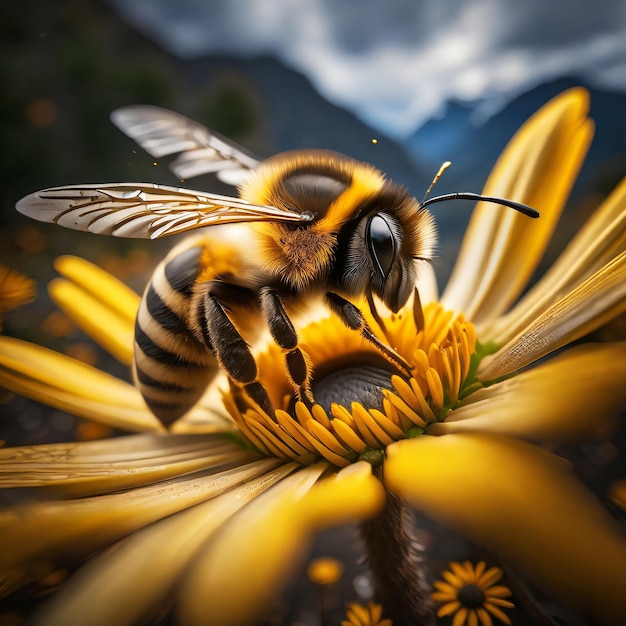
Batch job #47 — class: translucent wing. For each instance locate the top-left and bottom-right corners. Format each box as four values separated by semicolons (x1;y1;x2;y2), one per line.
110;105;260;186
16;183;310;239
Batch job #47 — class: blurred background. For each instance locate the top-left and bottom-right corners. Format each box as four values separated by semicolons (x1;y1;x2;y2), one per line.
2;0;626;346
1;1;625;622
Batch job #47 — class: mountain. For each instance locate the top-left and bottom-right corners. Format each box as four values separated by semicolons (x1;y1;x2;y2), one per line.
405;78;626;197
182;54;432;194
403;78;626;285
1;0;429;232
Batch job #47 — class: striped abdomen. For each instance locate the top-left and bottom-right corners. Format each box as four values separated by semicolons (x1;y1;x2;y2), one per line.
133;240;219;425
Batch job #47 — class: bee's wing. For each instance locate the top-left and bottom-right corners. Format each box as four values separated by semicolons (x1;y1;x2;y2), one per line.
16;183;309;239
110;106;260;186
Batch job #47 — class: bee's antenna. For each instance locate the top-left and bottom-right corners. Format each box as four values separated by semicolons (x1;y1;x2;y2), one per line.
421;161;452;206
421;192;539;218
420;161;539;219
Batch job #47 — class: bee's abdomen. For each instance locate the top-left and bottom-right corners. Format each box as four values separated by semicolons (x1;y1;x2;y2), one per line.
133;244;218;425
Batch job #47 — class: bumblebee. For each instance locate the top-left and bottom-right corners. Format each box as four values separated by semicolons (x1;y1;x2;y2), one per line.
16;106;538;425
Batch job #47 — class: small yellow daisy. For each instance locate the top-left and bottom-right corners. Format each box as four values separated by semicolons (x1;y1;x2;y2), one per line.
0;265;36;327
341;601;392;626
433;561;514;626
306;556;344;585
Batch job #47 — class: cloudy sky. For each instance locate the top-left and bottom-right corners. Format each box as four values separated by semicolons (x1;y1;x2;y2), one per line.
109;0;626;138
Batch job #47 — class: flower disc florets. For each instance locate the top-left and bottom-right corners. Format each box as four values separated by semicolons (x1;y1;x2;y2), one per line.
223;298;478;466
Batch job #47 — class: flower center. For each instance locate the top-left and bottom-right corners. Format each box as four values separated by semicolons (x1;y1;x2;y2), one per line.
457;583;487;608
310;364;395;414
222;302;478;467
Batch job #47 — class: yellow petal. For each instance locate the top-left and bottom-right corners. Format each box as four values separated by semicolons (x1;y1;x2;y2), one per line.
431;343;626;441
477;566;503;588
49;278;134;365
452;607;469;626
485;177;626;345
51;255;141;365
344;602;370;625
54;255;139;324
442;88;593;326
485;597;515;609
473;560;487;581
369;602;383;622
29;460;295;626
177;461;385;626
385;434;626;624
608;479;626;512
0;433;250;498
0;456;285;596
437;601;461;617
477;607;496;626
0;336;161;432
415;260;439;305
483;603;512;625
484;586;513;599
450;560;472;582
479;251;626;379
433;581;458;597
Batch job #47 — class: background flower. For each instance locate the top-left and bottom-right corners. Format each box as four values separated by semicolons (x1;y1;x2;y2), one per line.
432;561;514;626
0;265;36;331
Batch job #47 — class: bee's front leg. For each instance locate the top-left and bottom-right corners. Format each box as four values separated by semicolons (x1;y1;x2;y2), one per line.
326;292;412;375
260;287;314;405
202;283;274;415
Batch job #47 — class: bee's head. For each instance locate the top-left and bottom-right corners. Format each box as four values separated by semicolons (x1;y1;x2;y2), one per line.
338;184;437;313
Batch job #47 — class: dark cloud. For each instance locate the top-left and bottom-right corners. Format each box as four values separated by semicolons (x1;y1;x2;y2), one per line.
107;0;626;136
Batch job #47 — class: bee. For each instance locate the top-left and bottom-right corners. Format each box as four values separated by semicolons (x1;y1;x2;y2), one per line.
16;106;538;425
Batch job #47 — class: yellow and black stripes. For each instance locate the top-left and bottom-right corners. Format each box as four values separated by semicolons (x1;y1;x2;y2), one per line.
133;234;274;424
133;243;219;425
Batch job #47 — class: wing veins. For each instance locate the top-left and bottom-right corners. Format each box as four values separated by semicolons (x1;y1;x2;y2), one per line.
111;106;260;184
19;183;312;239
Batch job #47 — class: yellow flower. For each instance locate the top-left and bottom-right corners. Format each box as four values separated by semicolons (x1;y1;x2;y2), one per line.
608;479;626;512
432;561;514;626
341;601;392;626
1;88;626;626
307;557;344;585
0;265;37;329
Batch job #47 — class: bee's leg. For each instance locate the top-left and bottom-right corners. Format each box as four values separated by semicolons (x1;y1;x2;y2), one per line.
260;287;314;404
202;283;274;416
326;292;412;375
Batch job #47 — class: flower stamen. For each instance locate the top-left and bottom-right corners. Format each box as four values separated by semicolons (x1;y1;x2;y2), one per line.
225;301;478;466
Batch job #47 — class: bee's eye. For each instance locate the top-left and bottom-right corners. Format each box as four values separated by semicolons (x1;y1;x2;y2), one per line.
366;214;395;278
